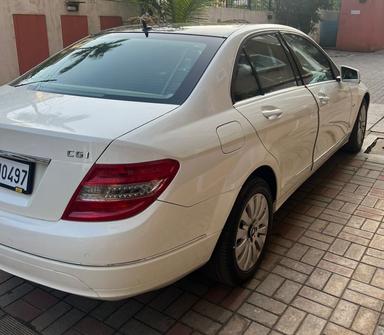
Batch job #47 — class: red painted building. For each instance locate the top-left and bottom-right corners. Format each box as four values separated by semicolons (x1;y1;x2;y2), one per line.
337;0;384;51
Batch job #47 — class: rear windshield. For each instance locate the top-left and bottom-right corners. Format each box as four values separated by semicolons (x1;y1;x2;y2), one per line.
11;32;224;104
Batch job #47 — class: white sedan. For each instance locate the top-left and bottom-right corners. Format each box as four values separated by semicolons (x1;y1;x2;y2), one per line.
0;24;368;300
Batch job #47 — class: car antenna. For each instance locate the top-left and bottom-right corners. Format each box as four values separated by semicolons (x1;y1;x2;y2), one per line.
140;13;152;38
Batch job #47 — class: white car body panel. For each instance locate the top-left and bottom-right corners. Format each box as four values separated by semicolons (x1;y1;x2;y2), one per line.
309;81;352;162
0;85;177;220
0;229;222;299
0;190;237;265
0;85;178;142
234;86;318;198
0;24;369;299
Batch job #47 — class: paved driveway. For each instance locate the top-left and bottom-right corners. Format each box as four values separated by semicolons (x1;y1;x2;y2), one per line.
1;51;384;335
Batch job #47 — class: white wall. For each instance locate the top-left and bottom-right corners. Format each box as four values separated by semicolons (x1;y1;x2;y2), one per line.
203;7;271;24
0;0;135;85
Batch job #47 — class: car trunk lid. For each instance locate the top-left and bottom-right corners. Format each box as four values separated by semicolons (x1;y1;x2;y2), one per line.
0;86;177;220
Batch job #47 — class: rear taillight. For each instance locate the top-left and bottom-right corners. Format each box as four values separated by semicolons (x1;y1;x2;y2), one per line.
62;159;179;222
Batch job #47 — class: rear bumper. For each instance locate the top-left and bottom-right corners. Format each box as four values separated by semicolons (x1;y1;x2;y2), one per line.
0;232;219;300
0;191;238;299
0;193;236;266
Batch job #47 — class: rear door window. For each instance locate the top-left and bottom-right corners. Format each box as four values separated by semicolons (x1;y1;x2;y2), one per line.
232;33;298;102
244;34;298;94
232;49;261;102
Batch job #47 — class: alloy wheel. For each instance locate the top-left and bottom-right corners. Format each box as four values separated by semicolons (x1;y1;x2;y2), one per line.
234;193;269;271
357;104;367;146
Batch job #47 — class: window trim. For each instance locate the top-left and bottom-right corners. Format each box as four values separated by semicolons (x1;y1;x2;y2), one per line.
277;32;304;86
230;30;300;104
279;31;339;86
242;47;263;94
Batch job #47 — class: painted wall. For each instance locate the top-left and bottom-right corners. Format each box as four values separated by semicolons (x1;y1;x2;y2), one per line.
203;7;270;24
0;0;135;85
337;0;384;51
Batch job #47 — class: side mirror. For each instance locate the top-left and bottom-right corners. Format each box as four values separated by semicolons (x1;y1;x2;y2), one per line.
338;65;361;84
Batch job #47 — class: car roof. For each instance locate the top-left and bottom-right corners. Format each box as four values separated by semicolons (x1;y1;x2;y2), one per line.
106;24;303;38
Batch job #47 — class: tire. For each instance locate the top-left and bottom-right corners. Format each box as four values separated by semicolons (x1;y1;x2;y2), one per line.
343;100;368;153
206;177;273;285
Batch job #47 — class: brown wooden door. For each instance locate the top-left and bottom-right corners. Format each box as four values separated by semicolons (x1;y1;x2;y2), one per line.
13;14;50;74
61;15;89;47
100;16;123;30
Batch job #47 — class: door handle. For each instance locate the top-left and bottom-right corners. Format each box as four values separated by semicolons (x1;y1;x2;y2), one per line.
318;94;330;105
262;108;283;120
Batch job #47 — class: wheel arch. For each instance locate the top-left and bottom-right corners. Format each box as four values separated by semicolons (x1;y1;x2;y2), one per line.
205;164;277;284
245;165;278;202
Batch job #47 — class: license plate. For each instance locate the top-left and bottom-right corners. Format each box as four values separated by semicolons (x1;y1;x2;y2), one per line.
0;156;35;194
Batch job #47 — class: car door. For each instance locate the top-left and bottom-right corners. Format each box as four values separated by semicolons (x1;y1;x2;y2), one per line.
282;33;352;167
233;33;319;198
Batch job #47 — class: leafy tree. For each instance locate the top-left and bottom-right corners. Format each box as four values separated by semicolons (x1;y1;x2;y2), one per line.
273;0;335;33
128;0;213;23
165;0;213;23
